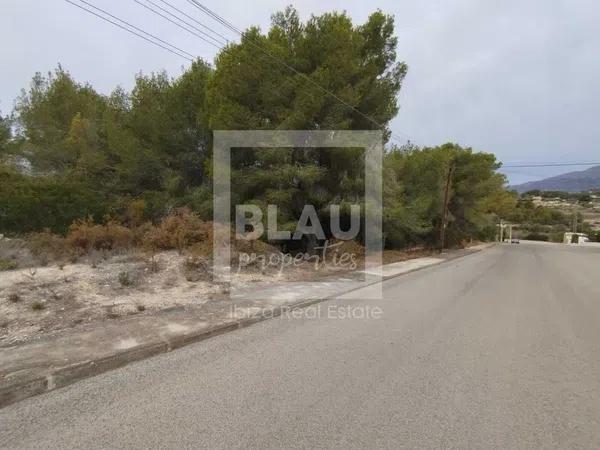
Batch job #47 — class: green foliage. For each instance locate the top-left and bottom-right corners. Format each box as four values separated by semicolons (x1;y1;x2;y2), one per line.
207;7;407;246
508;197;572;227
0;113;11;156
383;143;508;247
208;8;405;135
0;7;518;251
31;301;45;311
118;271;133;287
14;66;105;173
524;190;594;202
0;164;105;233
0;259;18;271
1;60;212;234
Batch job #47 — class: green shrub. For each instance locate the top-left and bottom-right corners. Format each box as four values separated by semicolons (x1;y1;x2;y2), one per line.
118;271;133;287
0;259;18;271
0;166;107;234
31;301;45;311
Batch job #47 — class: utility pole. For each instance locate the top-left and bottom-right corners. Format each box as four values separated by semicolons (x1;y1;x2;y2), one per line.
439;163;455;252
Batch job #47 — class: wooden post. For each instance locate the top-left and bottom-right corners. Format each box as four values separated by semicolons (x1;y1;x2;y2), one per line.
440;163;454;251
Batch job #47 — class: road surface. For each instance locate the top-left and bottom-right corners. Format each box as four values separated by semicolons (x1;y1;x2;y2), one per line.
2;242;600;449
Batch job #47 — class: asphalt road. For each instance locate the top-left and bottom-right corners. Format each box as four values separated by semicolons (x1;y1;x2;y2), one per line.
2;242;600;449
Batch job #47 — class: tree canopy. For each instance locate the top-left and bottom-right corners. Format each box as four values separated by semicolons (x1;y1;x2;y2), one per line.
1;7;516;249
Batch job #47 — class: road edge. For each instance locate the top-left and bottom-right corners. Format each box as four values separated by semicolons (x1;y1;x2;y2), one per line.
0;244;493;409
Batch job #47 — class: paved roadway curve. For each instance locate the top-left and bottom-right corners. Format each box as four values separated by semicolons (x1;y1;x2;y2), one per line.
2;242;600;449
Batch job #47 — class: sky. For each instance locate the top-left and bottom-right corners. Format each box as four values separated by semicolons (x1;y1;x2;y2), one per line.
2;0;599;184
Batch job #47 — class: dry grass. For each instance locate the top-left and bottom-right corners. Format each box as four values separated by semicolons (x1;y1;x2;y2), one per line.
28;230;68;263
0;249;221;346
323;239;365;259
19;211;270;268
382;246;434;264
22;211;213;266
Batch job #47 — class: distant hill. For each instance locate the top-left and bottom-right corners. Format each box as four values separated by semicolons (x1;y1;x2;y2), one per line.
510;165;600;193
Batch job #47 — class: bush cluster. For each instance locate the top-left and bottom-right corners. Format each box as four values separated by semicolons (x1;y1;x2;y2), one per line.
142;208;209;252
22;209;212;261
66;219;134;252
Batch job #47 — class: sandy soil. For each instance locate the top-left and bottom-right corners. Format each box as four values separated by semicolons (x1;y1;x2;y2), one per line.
0;250;226;346
0;236;441;346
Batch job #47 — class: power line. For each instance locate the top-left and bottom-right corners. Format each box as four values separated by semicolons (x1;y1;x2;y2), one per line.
138;0;345;134
75;0;196;59
502;162;600;168
155;0;231;45
187;0;242;34
67;0;321;129
64;0;194;61
68;0;413;145
135;0;304;123
134;0;223;49
186;0;413;145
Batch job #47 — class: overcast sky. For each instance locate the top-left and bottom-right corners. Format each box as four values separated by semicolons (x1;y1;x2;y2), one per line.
2;0;599;184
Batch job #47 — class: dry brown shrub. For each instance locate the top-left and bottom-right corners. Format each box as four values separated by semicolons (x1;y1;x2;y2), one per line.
187;222;279;262
103;221;135;249
132;221;156;247
381;246;432;264
185;221;219;257
28;230;67;261
125;199;146;227
182;254;210;282
65;218;99;251
233;238;277;254
66;218;134;251
142;208;208;252
186;240;213;258
324;239;365;259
